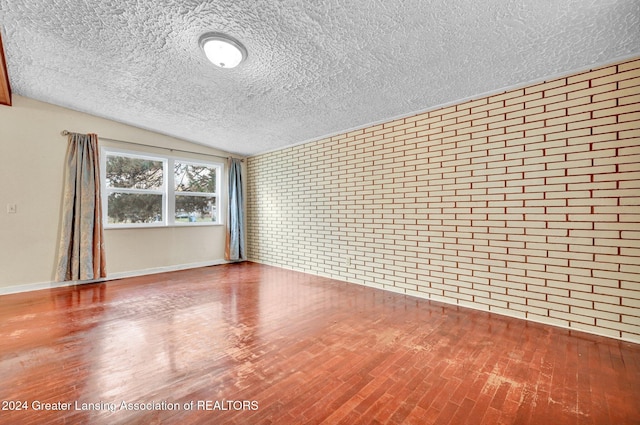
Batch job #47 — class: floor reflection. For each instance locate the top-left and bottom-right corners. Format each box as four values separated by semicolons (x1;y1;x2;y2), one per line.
85;271;262;407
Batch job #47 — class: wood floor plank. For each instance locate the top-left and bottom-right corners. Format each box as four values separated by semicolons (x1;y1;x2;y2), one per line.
0;262;639;424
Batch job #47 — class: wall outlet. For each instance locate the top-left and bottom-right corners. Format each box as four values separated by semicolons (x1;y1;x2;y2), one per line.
345;256;352;266
6;203;17;214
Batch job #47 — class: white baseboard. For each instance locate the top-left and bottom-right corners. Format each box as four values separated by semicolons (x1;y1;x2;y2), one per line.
107;259;230;280
0;279;85;296
0;259;230;296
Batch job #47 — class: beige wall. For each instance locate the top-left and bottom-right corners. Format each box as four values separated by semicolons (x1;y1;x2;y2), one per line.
0;95;232;291
247;58;640;343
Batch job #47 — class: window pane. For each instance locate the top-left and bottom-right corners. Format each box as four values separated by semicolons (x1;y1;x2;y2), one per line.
174;163;216;193
175;196;217;223
106;156;163;189
107;193;163;224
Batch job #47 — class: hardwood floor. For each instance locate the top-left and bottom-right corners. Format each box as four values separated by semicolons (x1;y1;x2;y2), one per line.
0;262;638;424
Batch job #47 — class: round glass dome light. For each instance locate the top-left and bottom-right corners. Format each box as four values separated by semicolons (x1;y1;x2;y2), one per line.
199;32;247;69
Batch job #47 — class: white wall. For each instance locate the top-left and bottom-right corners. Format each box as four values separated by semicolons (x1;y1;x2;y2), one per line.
0;95;234;291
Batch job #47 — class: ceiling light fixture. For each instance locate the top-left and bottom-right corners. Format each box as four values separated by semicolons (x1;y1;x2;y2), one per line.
199;32;247;69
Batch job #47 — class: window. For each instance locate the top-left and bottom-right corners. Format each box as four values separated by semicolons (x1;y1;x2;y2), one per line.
173;161;219;224
101;148;222;227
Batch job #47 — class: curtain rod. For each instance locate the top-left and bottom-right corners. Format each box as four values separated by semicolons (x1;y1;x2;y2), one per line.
60;130;243;162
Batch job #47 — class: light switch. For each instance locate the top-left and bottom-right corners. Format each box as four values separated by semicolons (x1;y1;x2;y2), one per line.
7;203;16;214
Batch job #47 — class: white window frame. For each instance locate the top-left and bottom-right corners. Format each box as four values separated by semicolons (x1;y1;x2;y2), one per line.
101;147;223;228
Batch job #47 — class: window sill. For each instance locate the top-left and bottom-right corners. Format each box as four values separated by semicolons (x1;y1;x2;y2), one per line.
105;223;224;230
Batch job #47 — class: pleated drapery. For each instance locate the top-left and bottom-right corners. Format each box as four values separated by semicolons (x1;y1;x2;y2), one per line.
55;132;106;281
225;158;245;262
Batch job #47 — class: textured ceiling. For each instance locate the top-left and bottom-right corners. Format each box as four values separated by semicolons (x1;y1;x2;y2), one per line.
1;1;639;156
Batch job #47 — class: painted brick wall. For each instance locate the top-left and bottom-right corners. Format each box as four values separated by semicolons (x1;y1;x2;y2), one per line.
247;58;640;343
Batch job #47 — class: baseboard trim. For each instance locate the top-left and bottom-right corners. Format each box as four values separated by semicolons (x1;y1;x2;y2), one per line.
0;279;84;296
107;259;230;281
0;259;230;296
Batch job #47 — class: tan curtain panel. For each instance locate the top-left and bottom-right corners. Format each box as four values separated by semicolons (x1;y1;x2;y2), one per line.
55;133;106;281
